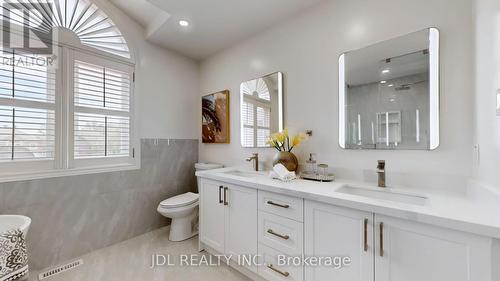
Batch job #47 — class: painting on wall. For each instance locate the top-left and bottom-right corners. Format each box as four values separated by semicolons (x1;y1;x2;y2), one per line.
202;90;230;143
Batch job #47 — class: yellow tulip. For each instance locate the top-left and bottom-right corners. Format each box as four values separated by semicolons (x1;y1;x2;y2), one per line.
290;132;308;149
276;132;285;143
270;133;280;142
292;135;302;147
282;128;289;138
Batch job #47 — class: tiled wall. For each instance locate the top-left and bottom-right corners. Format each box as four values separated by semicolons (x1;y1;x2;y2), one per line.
0;139;198;270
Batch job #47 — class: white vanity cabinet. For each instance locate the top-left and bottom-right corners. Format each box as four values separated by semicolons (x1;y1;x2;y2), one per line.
198;174;495;281
200;179;226;252
304;200;374;281
304;200;492;281
225;184;258;260
258;191;305;281
199;179;258;269
374;214;491;281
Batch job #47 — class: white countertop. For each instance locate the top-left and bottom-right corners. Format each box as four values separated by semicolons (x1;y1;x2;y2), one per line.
196;167;500;239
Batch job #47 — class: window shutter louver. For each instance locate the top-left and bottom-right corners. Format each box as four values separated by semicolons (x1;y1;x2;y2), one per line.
256;106;271;147
241;101;254;147
241;94;272;148
73;59;131;159
0;50;56;161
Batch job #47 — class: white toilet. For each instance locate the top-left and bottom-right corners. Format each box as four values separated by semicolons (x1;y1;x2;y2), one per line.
157;162;223;241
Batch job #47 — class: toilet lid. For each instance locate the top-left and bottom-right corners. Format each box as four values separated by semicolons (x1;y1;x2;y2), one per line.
160;192;199;208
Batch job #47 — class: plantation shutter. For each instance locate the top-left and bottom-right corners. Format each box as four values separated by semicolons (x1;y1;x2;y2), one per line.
256;106;271;147
241;101;254;147
73;57;132;159
240;77;273;147
241;97;271;148
0;49;56;161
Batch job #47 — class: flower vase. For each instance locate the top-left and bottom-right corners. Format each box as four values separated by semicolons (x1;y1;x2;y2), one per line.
272;151;299;172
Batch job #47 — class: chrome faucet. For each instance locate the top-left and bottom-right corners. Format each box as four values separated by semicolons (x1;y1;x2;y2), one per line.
246;153;259;171
377;160;386;188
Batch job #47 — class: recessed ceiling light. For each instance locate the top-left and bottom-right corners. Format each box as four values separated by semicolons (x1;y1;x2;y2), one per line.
179;20;189;27
382;69;390;74
380;80;387;84
388;84;394;87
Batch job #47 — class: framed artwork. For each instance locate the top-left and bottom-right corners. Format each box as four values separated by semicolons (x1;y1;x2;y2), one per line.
202;90;230;143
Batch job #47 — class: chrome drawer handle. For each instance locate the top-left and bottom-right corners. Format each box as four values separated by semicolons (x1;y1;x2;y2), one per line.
223;187;228;206
379;222;384;257
267;264;290;277
267;200;290;209
267;229;290;240
364;218;368;252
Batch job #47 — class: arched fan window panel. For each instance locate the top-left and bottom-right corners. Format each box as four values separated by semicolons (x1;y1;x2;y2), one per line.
0;0;130;58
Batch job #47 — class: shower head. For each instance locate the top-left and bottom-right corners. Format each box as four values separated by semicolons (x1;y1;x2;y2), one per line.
395;85;411;91
393;80;426;91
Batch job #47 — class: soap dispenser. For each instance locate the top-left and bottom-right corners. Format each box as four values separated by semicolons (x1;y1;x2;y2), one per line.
305;153;317;175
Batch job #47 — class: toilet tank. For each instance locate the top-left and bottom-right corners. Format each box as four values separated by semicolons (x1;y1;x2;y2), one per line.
195;163;223;192
195;163;224;171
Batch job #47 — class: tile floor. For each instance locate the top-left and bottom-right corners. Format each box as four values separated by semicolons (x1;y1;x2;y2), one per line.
29;227;250;281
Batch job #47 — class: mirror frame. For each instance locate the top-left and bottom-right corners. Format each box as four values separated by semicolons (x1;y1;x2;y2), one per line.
240;71;284;148
338;27;440;150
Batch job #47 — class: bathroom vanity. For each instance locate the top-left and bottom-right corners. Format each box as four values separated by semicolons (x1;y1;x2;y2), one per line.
197;168;500;281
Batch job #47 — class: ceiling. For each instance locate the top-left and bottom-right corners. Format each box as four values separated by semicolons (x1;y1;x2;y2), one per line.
108;0;325;60
345;29;430;86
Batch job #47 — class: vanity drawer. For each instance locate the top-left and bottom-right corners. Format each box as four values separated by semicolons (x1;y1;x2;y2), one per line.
258;211;303;256
258;243;303;281
258;191;303;222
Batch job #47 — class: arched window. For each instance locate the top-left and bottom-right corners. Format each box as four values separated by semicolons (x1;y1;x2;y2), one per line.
241;78;272;147
0;0;137;178
1;0;130;58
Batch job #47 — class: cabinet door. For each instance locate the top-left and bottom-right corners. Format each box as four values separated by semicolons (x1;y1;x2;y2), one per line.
199;180;225;253
375;215;492;281
304;200;374;281
225;184;258;270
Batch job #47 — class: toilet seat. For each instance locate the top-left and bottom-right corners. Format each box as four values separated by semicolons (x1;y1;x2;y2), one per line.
160;192;199;208
157;201;198;214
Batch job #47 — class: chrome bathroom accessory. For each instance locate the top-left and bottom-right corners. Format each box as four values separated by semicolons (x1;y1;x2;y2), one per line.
377;160;386;188
246;153;259;171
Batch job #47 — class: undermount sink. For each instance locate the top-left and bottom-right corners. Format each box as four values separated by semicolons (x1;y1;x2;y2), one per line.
221;170;262;178
337;185;428;206
0;215;31;236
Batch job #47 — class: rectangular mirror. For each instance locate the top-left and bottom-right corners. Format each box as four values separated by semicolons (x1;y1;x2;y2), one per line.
339;28;439;150
240;72;284;147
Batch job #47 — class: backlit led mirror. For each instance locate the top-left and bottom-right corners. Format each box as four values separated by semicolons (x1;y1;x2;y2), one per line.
240;72;284;148
339;28;439;150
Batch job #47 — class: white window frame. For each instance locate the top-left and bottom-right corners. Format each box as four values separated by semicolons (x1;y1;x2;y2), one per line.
0;46;63;175
0;41;139;183
67;50;136;169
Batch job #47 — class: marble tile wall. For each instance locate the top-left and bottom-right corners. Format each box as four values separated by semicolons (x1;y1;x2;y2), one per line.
0;139;198;271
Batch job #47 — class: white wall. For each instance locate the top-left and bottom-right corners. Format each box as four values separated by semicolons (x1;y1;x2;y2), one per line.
474;0;500;188
200;0;475;190
135;44;200;139
96;0;200;140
